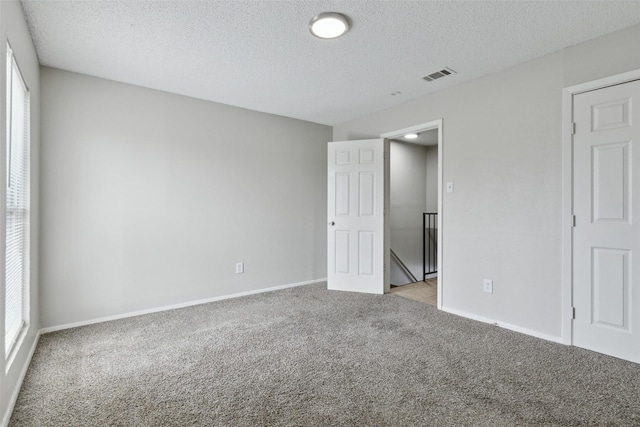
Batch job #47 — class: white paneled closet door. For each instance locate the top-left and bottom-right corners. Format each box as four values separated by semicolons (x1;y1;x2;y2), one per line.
573;79;640;363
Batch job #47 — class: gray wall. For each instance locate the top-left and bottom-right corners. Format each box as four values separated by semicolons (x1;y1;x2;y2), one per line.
389;141;427;284
333;23;640;341
39;68;331;328
0;1;40;423
425;146;438;213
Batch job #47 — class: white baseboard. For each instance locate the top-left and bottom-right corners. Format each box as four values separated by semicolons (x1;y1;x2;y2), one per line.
1;330;40;427
40;278;326;334
441;306;564;344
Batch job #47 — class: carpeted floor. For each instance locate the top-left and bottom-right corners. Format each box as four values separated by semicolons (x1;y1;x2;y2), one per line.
9;283;640;426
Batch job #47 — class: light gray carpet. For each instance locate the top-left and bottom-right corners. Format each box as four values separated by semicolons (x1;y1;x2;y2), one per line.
9;283;640;426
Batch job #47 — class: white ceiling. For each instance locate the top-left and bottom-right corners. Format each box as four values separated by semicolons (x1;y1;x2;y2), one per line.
392;129;438;147
21;1;640;126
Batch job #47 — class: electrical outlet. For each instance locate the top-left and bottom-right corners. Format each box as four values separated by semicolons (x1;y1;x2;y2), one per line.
483;279;493;294
236;262;244;274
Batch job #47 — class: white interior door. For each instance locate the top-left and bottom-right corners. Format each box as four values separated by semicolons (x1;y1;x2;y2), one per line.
327;139;389;294
573;79;640;363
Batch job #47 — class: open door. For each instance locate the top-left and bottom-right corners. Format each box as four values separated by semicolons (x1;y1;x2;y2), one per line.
327;139;389;294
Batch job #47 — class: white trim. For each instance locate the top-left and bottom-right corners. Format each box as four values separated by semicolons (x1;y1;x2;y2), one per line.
436;121;443;310
441;306;563;344
561;68;640;346
381;121;439;140
1;331;40;427
565;68;640;96
4;324;28;372
561;87;574;345
40;278;326;334
381;119;444;310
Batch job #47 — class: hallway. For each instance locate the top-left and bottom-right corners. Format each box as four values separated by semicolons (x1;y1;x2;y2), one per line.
389;279;437;306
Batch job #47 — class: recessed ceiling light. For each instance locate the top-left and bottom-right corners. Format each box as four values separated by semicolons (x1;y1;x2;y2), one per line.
404;133;418;139
309;12;350;39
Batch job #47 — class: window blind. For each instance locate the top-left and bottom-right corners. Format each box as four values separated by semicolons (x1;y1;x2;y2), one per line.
5;44;30;357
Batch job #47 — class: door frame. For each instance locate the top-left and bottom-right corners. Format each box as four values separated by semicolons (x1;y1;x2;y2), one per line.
561;69;640;345
381;119;443;309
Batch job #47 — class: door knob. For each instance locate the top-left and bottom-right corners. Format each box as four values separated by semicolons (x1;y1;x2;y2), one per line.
329;221;335;226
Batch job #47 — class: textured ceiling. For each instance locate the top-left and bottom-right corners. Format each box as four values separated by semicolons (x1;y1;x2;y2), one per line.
21;1;640;125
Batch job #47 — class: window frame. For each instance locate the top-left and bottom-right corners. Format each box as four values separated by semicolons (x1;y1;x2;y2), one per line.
4;42;30;362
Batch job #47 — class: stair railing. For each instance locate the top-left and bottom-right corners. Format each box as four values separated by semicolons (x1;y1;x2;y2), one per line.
390;248;418;283
423;213;438;280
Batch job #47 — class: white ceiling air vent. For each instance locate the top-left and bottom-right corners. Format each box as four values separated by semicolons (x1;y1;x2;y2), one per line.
422;67;456;82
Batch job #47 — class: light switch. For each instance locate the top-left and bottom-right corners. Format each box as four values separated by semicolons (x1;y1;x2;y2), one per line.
446;181;454;193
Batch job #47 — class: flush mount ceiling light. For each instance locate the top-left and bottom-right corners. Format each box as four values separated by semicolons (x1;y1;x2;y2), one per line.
309;12;350;39
404;133;418;139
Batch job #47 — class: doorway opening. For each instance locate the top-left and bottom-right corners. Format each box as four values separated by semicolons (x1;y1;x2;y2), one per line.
381;120;443;309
